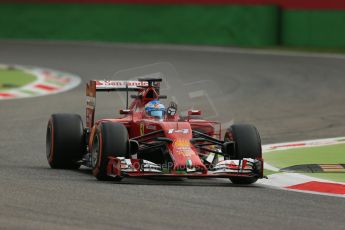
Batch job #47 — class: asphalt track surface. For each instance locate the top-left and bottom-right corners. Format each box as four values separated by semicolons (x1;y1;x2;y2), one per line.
0;41;345;230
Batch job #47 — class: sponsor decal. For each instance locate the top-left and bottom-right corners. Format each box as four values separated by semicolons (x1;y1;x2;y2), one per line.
186;159;196;172
146;125;156;130
96;80;148;87
168;128;189;134
86;108;94;127
176;149;194;156
95;80;148;90
173;139;190;148
0;64;80;100
173;139;194;156
86;96;96;109
186;159;192;167
140;122;145;136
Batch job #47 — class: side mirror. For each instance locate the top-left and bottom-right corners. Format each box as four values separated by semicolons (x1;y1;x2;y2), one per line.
119;109;132;115
188;110;201;116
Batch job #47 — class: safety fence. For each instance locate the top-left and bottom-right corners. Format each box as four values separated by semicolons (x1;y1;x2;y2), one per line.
0;1;344;48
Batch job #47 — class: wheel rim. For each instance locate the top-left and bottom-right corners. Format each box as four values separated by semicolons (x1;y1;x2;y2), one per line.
224;129;234;142
91;135;100;168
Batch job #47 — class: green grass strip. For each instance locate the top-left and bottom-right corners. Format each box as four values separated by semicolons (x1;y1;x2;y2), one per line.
265;143;345;183
302;173;345;183
0;69;37;91
265;143;345;167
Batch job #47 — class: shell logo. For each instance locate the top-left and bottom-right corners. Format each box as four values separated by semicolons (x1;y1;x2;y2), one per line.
173;139;190;148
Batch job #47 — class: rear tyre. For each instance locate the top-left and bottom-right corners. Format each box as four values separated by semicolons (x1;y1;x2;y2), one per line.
46;114;84;169
92;122;128;181
225;124;262;184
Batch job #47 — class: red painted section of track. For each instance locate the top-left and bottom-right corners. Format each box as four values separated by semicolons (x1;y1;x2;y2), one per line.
0;92;16;98
34;84;58;91
287;181;345;195
1;0;345;10
269;143;306;149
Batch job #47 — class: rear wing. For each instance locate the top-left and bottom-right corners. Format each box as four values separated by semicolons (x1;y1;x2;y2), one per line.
86;79;161;128
94;80;149;91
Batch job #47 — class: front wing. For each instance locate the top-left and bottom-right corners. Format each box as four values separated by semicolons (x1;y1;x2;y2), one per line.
106;157;263;179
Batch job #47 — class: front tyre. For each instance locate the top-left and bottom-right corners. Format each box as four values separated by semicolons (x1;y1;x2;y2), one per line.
46;114;84;169
92;122;128;181
229;176;258;185
225;124;262;185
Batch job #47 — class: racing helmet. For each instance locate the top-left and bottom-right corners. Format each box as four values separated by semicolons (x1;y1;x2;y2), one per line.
145;100;165;119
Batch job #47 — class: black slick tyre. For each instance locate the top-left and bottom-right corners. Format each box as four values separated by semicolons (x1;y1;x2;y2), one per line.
91;122;128;181
46;114;84;169
225;124;262;184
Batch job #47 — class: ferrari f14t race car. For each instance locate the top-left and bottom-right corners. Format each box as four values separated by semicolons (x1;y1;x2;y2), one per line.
46;78;264;184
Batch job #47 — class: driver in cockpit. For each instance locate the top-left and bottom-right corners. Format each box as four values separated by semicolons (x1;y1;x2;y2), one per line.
145;100;177;120
144;100;166;120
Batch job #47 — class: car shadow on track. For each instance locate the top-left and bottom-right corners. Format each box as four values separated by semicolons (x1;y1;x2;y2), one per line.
17;165;264;188
73;167;265;188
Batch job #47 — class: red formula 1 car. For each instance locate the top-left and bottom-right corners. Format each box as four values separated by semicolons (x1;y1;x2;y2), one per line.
46;78;264;184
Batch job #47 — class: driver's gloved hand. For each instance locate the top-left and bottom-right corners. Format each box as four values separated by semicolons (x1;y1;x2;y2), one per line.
167;101;177;117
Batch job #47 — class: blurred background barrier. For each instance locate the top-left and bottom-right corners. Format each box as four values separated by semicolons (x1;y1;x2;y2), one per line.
0;4;279;46
282;10;345;48
0;1;344;48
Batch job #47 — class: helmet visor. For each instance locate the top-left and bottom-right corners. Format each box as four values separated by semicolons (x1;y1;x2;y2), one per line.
150;110;164;118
